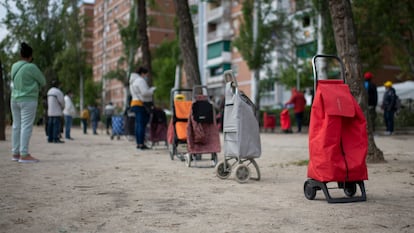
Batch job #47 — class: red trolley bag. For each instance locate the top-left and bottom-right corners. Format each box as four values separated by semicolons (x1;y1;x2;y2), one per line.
304;55;368;203
280;108;292;133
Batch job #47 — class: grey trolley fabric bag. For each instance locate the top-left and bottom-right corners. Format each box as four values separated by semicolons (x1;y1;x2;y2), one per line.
215;70;261;183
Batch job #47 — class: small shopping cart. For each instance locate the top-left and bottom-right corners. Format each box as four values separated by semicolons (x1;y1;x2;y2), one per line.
215;70;261;183
304;54;368;203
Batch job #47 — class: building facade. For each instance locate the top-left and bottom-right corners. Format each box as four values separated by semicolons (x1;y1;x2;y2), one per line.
191;0;315;108
92;0;176;109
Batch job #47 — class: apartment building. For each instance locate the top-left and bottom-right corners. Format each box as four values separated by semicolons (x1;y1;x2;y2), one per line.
92;0;176;109
191;0;252;101
191;0;315;107
80;3;94;65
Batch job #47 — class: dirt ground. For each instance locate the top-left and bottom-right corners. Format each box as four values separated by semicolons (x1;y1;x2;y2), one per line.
0;125;413;233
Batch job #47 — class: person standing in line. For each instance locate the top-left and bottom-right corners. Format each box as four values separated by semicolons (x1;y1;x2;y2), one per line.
80;107;89;134
89;104;100;135
104;102;115;135
363;72;378;131
285;87;307;133
130;66;156;150
10;42;46;163
47;80;65;143
381;81;397;136
63;90;76;140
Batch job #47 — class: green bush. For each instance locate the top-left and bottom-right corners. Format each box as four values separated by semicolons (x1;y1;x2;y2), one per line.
376;108;414;129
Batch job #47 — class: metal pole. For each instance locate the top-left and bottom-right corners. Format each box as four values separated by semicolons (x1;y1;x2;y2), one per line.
251;0;258;104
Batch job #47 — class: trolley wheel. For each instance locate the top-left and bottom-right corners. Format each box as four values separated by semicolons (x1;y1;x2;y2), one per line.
110;135;114;140
304;180;317;200
215;161;231;180
211;153;218;167
184;153;191;167
234;164;250;183
249;159;261;181
169;144;175;160
344;182;357;197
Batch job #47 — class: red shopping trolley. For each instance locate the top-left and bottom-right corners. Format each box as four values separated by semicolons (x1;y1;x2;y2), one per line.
304;55;368;203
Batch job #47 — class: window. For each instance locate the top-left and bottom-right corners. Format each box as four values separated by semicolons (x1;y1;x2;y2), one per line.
302;15;310;28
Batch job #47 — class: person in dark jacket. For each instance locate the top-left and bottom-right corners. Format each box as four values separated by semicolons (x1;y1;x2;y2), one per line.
381;81;397;135
364;72;378;131
89;104;101;135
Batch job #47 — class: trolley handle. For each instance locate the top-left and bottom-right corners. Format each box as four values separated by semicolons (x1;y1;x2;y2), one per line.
170;88;192;109
223;70;238;95
312;54;346;91
192;85;210;101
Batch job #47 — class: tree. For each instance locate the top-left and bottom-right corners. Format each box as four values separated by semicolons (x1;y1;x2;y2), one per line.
328;0;384;162
53;0;91;104
233;0;291;113
152;39;180;107
173;0;201;89
353;0;414;78
0;59;5;140
137;0;153;85
2;0;68;85
102;0;141;108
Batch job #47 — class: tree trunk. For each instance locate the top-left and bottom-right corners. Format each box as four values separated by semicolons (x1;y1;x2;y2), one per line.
328;0;384;163
0;59;6;140
137;0;152;86
173;0;201;89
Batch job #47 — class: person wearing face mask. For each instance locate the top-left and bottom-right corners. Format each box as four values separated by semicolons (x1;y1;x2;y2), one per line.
129;66;156;150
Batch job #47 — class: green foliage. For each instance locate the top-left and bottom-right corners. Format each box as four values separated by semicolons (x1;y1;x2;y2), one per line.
233;0;290;70
104;69;127;84
1;0;68;84
353;0;414;79
115;1;140;81
276;63;314;90
83;78;102;107
151;40;180;107
311;0;336;54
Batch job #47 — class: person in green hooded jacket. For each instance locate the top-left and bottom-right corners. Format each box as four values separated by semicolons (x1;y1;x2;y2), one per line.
10;42;46;163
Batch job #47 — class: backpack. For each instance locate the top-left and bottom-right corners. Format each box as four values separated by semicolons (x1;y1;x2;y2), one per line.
394;94;401;112
192;100;214;123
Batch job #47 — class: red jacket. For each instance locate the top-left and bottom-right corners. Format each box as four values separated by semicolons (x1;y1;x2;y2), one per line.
286;89;306;113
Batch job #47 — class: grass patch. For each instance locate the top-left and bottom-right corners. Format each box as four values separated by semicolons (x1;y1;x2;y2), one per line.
287;159;309;166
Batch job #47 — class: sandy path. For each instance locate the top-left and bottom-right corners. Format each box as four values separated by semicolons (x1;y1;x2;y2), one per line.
0;126;413;233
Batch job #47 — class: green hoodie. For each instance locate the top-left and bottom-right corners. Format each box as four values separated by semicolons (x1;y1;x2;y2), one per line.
11;61;46;102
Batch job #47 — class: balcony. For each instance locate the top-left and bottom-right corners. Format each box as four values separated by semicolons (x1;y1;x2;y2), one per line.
207;27;233;42
207;6;224;23
206;52;232;68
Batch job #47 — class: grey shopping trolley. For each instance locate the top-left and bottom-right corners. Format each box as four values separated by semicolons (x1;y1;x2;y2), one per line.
215;70;261;183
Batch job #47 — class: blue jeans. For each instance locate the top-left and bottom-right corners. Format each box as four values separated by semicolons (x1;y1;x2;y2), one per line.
48;116;61;142
92;120;98;134
295;112;304;132
11;101;38;156
131;106;149;145
81;119;88;134
384;110;395;133
64;115;73;139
